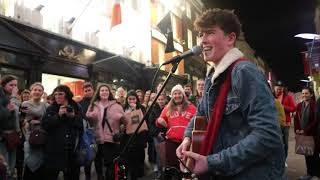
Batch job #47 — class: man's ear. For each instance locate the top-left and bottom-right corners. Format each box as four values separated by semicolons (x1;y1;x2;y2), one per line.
227;32;237;46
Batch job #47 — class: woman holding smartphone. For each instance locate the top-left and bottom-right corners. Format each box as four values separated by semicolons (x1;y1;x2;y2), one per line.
42;85;83;180
0;75;20;180
20;82;49;180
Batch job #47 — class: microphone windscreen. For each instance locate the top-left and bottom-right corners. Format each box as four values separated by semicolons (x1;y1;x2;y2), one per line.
192;45;203;56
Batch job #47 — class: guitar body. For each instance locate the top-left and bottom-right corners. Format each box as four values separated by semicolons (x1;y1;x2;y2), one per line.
186;116;207;171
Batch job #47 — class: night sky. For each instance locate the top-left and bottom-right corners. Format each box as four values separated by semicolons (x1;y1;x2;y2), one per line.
201;0;317;91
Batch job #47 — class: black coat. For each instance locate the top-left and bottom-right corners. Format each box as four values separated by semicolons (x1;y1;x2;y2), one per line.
79;97;91;118
0;86;16;132
147;103;166;137
42;100;83;169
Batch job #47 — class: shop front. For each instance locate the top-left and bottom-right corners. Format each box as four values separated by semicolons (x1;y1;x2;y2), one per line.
0;15;146;99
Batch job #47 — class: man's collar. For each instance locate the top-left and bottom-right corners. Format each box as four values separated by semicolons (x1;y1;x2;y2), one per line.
207;48;244;83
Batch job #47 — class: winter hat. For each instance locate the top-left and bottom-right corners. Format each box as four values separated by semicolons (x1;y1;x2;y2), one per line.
171;84;186;97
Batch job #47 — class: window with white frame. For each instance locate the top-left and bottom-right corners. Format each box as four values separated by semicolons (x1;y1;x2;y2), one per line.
188;29;193;49
186;2;191;19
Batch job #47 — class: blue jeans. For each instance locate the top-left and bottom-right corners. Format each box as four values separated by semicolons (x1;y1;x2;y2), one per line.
0;141;16;180
281;127;289;159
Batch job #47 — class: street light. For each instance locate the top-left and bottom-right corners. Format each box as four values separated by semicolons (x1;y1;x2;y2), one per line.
294;33;320;40
294;33;320;74
300;79;310;83
300;79;311;87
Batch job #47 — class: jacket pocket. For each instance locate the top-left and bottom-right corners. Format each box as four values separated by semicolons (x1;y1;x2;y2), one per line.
224;96;240;115
224;96;243;135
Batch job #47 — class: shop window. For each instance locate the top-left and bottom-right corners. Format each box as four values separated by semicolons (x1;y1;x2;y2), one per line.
195;12;200;21
187;29;193;49
186;2;191;19
151;38;165;67
42;73;84;101
172;14;183;43
0;67;27;90
196;35;201;45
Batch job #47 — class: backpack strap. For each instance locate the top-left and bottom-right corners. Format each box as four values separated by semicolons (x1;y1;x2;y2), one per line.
101;106;114;134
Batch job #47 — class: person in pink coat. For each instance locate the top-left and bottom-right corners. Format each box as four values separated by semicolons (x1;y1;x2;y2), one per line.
86;83;124;180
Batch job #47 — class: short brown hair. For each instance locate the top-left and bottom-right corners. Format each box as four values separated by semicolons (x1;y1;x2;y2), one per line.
1;75;17;87
194;8;241;39
53;85;74;102
83;82;93;90
184;84;192;88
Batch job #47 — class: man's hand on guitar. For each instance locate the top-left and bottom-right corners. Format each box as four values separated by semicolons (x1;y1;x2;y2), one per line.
182;151;208;175
176;137;191;170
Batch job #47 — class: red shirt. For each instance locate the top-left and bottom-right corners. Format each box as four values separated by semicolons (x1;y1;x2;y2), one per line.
280;94;296;126
156;104;196;143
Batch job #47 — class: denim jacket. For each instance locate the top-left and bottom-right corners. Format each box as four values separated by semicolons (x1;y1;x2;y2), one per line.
185;61;285;180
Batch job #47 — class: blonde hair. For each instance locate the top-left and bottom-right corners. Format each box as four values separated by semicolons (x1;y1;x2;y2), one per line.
167;92;189;116
30;82;44;91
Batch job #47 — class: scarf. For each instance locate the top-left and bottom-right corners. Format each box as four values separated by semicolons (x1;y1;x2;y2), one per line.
200;59;244;156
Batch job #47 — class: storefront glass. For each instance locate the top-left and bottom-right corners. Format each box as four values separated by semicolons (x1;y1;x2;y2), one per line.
0;66;27;90
42;73;84;101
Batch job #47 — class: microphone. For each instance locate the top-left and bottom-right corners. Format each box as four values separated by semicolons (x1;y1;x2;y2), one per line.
161;45;203;66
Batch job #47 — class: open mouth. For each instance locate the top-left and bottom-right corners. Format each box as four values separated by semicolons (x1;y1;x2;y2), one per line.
203;46;212;52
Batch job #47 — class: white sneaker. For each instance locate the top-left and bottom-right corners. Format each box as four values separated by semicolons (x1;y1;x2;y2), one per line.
285;162;288;167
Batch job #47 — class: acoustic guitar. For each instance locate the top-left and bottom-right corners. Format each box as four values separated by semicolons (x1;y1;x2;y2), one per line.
186;116;207;171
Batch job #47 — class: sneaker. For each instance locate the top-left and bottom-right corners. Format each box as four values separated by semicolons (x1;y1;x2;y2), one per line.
285;162;288;167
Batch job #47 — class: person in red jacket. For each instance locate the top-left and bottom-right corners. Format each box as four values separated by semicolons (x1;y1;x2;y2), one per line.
274;81;296;163
157;84;197;143
156;84;196;179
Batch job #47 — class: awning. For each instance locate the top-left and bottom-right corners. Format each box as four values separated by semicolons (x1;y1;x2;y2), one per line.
91;55;144;80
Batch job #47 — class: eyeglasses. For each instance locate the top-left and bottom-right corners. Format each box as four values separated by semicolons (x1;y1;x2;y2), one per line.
128;97;137;101
54;92;65;96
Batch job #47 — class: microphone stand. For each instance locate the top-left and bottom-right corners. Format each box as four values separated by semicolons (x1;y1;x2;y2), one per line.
113;61;181;180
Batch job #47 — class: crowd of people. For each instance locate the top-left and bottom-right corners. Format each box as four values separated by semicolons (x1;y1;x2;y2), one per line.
0;73;205;180
0;8;320;180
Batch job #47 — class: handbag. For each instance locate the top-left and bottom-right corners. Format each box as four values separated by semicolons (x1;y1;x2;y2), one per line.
155;139;179;168
124;109;148;134
29;128;47;147
295;134;315;156
2;131;20;150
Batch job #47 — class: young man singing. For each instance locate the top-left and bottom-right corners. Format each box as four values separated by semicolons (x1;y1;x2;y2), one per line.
176;9;285;180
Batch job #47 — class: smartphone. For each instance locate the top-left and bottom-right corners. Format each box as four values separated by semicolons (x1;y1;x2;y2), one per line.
21;106;28;110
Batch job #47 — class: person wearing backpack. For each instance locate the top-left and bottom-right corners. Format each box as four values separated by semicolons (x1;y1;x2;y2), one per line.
79;82;95;180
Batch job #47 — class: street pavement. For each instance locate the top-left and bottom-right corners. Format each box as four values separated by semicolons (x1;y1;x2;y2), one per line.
65;126;308;180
